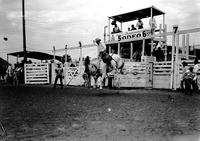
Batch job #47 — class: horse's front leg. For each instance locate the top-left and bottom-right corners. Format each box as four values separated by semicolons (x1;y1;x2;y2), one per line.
91;76;97;89
99;76;103;89
99;73;107;89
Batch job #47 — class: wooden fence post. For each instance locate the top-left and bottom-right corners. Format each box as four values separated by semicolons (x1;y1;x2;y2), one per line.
182;34;185;58
170;25;178;89
79;41;82;74
64;45;68;85
174;31;179;90
53;46;55;63
186;34;189;59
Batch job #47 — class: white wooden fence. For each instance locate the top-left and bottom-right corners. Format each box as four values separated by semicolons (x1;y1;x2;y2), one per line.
153;61;172;89
65;66;85;86
113;62;152;88
24;63;49;84
113;61;183;89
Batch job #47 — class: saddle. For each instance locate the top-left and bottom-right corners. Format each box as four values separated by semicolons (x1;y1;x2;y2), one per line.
99;51;114;70
100;51;112;64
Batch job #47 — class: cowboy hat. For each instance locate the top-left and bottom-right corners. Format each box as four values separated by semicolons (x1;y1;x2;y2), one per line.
111;20;116;25
94;38;101;42
57;62;61;66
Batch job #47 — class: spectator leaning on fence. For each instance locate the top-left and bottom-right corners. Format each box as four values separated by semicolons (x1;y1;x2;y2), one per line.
13;64;20;86
6;64;13;84
193;57;200;90
180;61;188;89
54;63;64;89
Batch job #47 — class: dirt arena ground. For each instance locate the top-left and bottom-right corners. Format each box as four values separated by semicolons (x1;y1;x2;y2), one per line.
0;85;200;141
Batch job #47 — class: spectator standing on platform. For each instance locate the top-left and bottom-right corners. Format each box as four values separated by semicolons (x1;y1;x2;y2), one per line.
54;63;64;89
113;23;121;33
149;16;157;33
111;20;121;33
136;18;143;29
131;24;137;30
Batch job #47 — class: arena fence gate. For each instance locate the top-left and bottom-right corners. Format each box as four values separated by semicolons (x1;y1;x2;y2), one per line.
24;63;50;84
64;66;85;86
51;63;85;86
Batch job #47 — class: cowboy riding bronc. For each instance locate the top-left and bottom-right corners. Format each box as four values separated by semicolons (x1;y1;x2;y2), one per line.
94;38;114;72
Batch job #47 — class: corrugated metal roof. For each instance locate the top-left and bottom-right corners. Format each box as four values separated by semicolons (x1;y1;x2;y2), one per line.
109;6;165;22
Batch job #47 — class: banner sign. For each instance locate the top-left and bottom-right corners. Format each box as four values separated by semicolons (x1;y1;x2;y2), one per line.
111;30;152;42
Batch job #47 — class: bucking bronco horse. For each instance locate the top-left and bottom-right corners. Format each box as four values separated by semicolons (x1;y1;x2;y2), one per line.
86;51;124;89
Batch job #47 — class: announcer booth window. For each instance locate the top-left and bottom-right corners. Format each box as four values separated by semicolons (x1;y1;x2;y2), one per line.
106;44;118;54
120;43;131;59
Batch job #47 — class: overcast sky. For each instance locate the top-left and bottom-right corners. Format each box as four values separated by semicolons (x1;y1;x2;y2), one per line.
0;0;200;61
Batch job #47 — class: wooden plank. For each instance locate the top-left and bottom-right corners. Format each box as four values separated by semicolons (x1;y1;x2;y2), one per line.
26;76;48;79
25;64;48;67
26;69;48;72
25;65;48;68
153;75;171;89
26;81;48;83
26;78;48;81
153;73;171;75
153;68;171;71
113;74;146;87
153;65;171;67
26;73;48;76
54;44;97;52
26;79;48;82
25;67;47;70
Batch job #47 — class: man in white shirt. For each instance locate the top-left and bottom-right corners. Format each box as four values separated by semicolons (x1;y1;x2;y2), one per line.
94;38;113;71
94;38;106;58
149;16;157;33
136;18;143;29
113;24;121;33
111;20;121;34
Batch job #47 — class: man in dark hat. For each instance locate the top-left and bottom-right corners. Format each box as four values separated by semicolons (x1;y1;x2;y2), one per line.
54;63;64;89
184;66;197;93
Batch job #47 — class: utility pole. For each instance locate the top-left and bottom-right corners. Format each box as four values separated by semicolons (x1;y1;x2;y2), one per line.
22;0;27;63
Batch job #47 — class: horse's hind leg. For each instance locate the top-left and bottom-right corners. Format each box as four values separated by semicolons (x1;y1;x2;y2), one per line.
99;77;103;89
